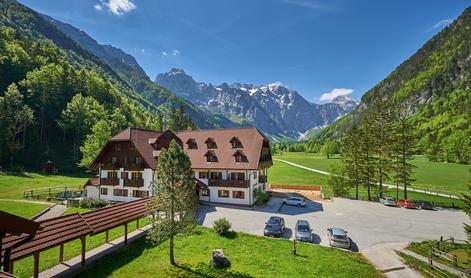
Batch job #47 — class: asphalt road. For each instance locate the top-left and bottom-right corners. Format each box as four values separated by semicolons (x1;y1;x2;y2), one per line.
198;197;468;251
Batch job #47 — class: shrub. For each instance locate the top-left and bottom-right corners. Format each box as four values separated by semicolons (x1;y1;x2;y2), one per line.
253;188;270;205
79;198;109;208
213;218;231;235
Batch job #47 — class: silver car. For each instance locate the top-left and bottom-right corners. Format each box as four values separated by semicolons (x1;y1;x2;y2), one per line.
295;220;313;242
327;228;350;249
379;197;397;207
282;196;306;207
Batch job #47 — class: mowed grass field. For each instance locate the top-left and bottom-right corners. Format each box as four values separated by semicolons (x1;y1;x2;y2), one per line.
0;200;49;218
0;171;89;200
272;152;471;195
76;227;382;278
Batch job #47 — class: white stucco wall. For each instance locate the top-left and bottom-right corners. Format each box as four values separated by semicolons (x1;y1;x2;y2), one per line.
86;186;99;199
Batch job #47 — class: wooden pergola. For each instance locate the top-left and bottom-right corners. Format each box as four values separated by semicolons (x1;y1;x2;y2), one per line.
0;198;150;278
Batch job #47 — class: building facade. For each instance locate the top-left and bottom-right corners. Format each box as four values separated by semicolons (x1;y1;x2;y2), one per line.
85;127;273;205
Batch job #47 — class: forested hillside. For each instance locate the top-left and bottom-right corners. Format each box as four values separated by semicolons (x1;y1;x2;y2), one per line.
315;6;471;164
0;0;195;170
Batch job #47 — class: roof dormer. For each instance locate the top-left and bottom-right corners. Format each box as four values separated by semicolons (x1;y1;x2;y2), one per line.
205;150;218;162
205;138;217;149
233;150;248;163
230;137;243;148
186;138;197;149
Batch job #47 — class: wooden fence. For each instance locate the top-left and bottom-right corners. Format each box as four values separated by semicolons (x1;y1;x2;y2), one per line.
23;186;84;201
269;184;322;191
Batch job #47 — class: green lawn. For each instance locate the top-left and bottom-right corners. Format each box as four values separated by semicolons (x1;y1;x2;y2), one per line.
62;207;94;215
0;171;89;200
273;152;471;195
76;227;382;278
396;251;459;278
408;240;471;269
0;200;50;218
269;155;464;206
12;217;151;278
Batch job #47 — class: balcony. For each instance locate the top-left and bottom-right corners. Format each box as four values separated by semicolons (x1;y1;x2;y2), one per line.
101;178;119;186
101;163;121;170
124;179;144;188
126;163;144;171
208;179;249;188
259;175;267;183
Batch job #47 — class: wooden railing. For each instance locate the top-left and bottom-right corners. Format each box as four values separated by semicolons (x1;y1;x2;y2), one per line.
125;179;144;188
101;178;119;186
208;179;249;188
24;186;84;201
125;163;144;171
101;163;121;170
269;184;322;191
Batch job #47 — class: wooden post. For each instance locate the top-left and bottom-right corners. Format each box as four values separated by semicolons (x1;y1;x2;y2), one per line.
136;218;140;229
33;253;40;278
59;244;64;263
9;261;14;274
124;223;128;246
105;230;109;243
80;236;86;267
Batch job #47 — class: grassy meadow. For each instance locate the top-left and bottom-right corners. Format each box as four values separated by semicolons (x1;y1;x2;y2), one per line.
76;227;382;278
271;152;470;195
0;200;49;218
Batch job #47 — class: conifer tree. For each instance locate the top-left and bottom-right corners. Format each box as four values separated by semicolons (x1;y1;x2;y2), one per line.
341;123;362;199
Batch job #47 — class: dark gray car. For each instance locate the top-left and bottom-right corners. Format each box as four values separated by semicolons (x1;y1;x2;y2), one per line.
295;220;313;242
264;216;285;238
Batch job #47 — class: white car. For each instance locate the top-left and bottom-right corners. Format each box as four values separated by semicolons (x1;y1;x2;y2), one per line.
379;197;397;207
282;197;306;207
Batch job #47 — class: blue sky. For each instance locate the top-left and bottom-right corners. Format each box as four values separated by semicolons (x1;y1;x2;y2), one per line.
19;0;471;103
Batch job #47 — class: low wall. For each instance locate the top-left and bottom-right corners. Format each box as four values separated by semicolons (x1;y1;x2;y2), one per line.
269;184;322;191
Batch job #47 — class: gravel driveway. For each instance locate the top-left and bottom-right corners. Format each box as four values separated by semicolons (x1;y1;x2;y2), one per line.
198;197;468;250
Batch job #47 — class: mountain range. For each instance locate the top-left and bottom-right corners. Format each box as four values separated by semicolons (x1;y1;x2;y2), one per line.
155;69;358;140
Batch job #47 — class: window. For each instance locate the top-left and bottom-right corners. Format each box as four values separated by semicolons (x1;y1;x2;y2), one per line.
115;143;121;150
133;190;148;198
230;137;243;148
120;171;127;179
135;156;142;165
199;171;209;179
233;150;248;163
108;171;118;179
201;189;209;196
187;139;197;149
113;189;128;197
129;143;134;150
111;157;117;164
232;191;245;199
210;172;222;180
205;138;217;149
205;150;218;163
230;172;245;180
254;171;258;179
218;190;229;198
100;188;108;195
131;172;143;180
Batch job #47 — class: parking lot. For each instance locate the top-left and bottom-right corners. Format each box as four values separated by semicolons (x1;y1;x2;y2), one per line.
198;197;469;251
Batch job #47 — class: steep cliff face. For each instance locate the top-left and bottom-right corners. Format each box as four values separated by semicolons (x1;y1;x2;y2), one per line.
156;69;358;139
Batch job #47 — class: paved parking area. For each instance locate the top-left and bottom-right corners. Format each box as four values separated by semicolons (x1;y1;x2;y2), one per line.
199;198;468;250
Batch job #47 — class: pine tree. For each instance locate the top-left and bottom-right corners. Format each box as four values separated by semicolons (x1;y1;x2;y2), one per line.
341;123;362;199
358;111;377;201
148;140;198;265
393;107;416;199
370;98;395;198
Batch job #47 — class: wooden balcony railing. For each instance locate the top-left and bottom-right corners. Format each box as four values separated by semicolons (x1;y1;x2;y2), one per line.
101;163;122;170
259;176;267;183
124;179;144;188
208;179;249;188
101;178;119;186
125;163;144;171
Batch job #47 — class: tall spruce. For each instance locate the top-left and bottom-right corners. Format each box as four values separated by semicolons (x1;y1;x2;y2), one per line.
358;110;377;201
341;123;362;199
393;107;416;199
148;140;198;266
370;98;395;198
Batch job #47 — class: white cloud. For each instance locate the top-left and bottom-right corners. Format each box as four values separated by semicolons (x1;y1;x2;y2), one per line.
319;88;353;101
281;0;336;12
95;0;136;16
172;49;180;56
161;51;168;56
433;19;452;29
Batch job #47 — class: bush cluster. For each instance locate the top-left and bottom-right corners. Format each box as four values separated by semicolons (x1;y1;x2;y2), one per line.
79;198;109;208
213;218;232;235
253;188;270;205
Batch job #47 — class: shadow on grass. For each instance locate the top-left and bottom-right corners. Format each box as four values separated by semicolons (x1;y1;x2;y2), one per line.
221;231;237;239
170;262;255;278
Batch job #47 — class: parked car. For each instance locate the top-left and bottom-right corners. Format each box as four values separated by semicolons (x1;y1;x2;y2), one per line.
264;216;285;238
295;220;313;242
379;197;397;206
416;200;434;210
397;199;417;209
282;196;306;207
327;228;350;249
